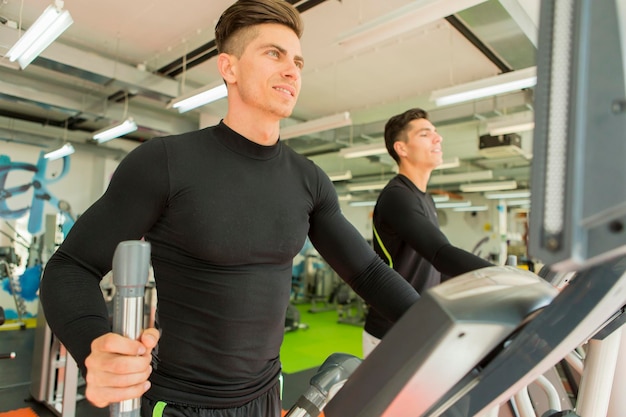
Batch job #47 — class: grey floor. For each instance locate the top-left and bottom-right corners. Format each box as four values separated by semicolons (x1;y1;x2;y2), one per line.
0;327;312;416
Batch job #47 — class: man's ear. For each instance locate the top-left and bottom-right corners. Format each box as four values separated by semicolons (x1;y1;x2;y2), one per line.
217;52;237;84
393;141;406;158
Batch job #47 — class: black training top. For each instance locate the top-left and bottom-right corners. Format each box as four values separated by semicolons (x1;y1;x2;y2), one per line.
364;174;492;339
40;122;419;408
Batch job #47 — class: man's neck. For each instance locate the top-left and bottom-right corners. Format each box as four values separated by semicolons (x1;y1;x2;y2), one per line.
398;164;432;192
223;108;281;146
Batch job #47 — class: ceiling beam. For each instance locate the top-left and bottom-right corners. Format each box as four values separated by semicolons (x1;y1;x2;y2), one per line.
497;0;539;47
0;25;182;101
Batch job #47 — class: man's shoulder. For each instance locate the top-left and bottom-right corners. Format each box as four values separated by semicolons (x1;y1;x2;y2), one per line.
281;144;318;168
380;176;411;195
141;126;218;152
160;126;216;143
378;177;429;208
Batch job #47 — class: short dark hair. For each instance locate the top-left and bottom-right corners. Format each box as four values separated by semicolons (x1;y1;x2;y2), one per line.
384;108;429;163
215;0;304;56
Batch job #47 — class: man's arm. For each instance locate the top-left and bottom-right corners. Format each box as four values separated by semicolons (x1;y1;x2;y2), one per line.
40;138;169;371
377;187;492;277
307;171;419;322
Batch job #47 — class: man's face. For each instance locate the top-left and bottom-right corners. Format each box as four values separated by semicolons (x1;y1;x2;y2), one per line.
229;23;303;119
402;118;444;169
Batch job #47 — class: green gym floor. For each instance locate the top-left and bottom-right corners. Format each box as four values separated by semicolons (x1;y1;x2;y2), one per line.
281;303;364;373
0;303;365;415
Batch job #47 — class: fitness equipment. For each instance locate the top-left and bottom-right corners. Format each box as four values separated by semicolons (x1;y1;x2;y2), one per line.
284;353;362;417
110;240;151;417
0;305;17;360
0;152;74;235
291;247;342;313
287;264;606;417
306;257;338;313
331;282;367;326
0;246;27;330
324;266;559;417
285;303;309;333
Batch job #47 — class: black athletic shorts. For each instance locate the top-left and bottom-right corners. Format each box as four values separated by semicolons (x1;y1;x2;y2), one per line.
141;382;282;417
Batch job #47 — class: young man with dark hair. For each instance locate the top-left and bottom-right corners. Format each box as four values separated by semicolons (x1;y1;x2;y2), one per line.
40;2;420;416
362;108;493;357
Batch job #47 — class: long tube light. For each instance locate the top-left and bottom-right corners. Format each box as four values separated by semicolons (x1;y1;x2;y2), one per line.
168;83;228;113
429;170;493;186
453;205;488;212
44;143;74;160
281;112;352;140
506;199;531;207
489;121;535;136
92;118;138;143
435;201;472;209
431;194;450;203
349;200;377;207
336;0;487;52
430;67;537;106
339;143;386;159
486;111;535;136
328;170;353;182
460;180;518;192
484;190;531;199
434;157;461;170
6;1;73;69
346;181;388;192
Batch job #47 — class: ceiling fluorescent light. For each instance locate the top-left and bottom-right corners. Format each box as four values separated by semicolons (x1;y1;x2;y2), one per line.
430;66;537;106
434;157;460;170
281;112;352;140
507;199;531;207
484;190;531;199
43;142;74;160
487;111;535;136
460;180;518;193
93;118;138;143
338;194;353;201
349;200;377;207
453;205;488;212
339;143;387;159
6;1;73;69
328;170;353;182
347;181;388;192
168;83;227;113
336;0;487;52
489;121;534;136
430;194;449;203
429;170;493;186
435;201;472;209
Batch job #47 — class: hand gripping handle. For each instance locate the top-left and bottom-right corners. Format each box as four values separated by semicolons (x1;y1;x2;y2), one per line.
110;240;151;417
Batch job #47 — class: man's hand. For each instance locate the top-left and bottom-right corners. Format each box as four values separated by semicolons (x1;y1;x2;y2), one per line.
84;328;160;408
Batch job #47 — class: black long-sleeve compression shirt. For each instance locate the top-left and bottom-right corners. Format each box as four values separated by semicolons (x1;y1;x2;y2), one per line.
40;122;419;407
365;174;492;339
